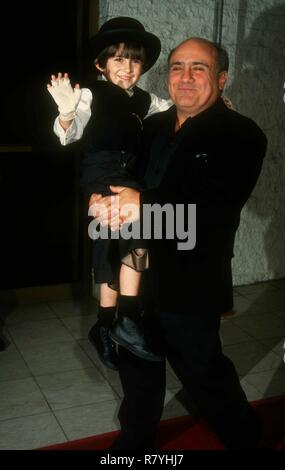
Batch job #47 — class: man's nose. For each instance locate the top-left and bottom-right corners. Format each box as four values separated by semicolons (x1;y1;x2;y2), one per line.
181;67;194;81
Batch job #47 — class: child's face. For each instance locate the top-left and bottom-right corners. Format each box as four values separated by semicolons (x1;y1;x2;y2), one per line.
97;44;144;90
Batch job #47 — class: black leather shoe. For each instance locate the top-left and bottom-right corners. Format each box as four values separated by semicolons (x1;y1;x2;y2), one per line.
109;316;162;362
88;321;119;371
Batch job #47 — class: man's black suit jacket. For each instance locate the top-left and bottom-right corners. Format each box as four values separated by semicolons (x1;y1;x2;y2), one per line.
140;98;267;316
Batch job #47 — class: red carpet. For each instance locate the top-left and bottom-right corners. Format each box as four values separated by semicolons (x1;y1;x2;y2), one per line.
41;395;285;450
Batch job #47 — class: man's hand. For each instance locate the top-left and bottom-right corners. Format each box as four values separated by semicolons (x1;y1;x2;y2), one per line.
109;186;140;226
88;186;140;231
89;193;120;229
47;73;81;121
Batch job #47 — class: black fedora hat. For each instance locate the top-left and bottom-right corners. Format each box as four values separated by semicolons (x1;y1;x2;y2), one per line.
89;17;161;73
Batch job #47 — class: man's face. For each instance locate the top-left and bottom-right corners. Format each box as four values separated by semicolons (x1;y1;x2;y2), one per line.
96;43;143;90
168;39;227;117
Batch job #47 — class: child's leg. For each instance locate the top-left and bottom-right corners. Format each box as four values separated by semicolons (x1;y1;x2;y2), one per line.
118;264;142;322
97;283;118;327
119;264;142;322
120;264;141;296
100;283;118;307
88;283;119;370
110;264;162;362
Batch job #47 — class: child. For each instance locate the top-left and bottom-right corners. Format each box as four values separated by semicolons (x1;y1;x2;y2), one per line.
47;17;171;369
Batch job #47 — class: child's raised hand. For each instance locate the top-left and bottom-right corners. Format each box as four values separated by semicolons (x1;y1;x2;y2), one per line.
47;73;81;121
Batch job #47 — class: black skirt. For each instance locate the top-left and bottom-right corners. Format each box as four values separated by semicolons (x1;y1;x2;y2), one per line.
92;236;149;289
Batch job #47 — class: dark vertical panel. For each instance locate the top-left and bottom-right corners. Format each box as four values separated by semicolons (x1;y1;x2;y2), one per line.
0;2;94;288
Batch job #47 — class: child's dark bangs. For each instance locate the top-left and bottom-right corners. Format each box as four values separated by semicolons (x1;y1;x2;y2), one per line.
120;43;146;63
96;43;146;69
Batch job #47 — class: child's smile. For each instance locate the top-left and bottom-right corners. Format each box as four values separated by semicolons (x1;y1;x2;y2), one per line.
97;45;144;91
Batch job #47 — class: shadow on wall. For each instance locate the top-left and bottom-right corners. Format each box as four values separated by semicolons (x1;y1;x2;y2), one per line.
227;3;285;281
144;59;169;99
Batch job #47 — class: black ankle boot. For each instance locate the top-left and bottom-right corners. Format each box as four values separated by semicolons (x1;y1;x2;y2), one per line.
88;320;119;371
110;316;162;362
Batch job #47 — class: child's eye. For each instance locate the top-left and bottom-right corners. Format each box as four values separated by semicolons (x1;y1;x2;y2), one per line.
132;59;142;64
114;57;124;62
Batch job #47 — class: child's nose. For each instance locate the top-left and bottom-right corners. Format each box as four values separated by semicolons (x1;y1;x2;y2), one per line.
124;59;132;72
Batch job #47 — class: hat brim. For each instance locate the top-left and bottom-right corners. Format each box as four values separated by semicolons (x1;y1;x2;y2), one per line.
89;29;161;73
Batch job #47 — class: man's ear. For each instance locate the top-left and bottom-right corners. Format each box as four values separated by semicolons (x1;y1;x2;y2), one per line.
218;71;228;92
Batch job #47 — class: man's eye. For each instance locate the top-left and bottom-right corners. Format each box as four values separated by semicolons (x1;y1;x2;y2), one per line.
171;66;182;71
192;66;205;71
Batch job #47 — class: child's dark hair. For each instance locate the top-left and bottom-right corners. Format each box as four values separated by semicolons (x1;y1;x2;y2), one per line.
95;42;146;71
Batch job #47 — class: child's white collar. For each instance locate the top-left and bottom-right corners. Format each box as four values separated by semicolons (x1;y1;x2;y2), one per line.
100;74;134;97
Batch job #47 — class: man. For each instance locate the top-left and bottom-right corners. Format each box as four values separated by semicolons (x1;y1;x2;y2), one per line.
90;37;267;449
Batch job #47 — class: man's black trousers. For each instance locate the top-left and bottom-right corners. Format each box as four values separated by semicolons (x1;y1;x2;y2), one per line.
115;310;261;449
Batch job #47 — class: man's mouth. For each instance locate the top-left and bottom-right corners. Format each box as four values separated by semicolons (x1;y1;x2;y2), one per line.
177;86;197;91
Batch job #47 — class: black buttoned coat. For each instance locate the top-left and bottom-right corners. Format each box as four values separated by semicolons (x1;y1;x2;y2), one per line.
80;80;151;197
80;80;151;285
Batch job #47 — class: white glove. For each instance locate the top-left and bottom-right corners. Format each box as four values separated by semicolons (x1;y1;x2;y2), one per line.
47;73;82;121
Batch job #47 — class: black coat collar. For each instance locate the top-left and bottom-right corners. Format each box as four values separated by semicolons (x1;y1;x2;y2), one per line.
166;97;228;131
